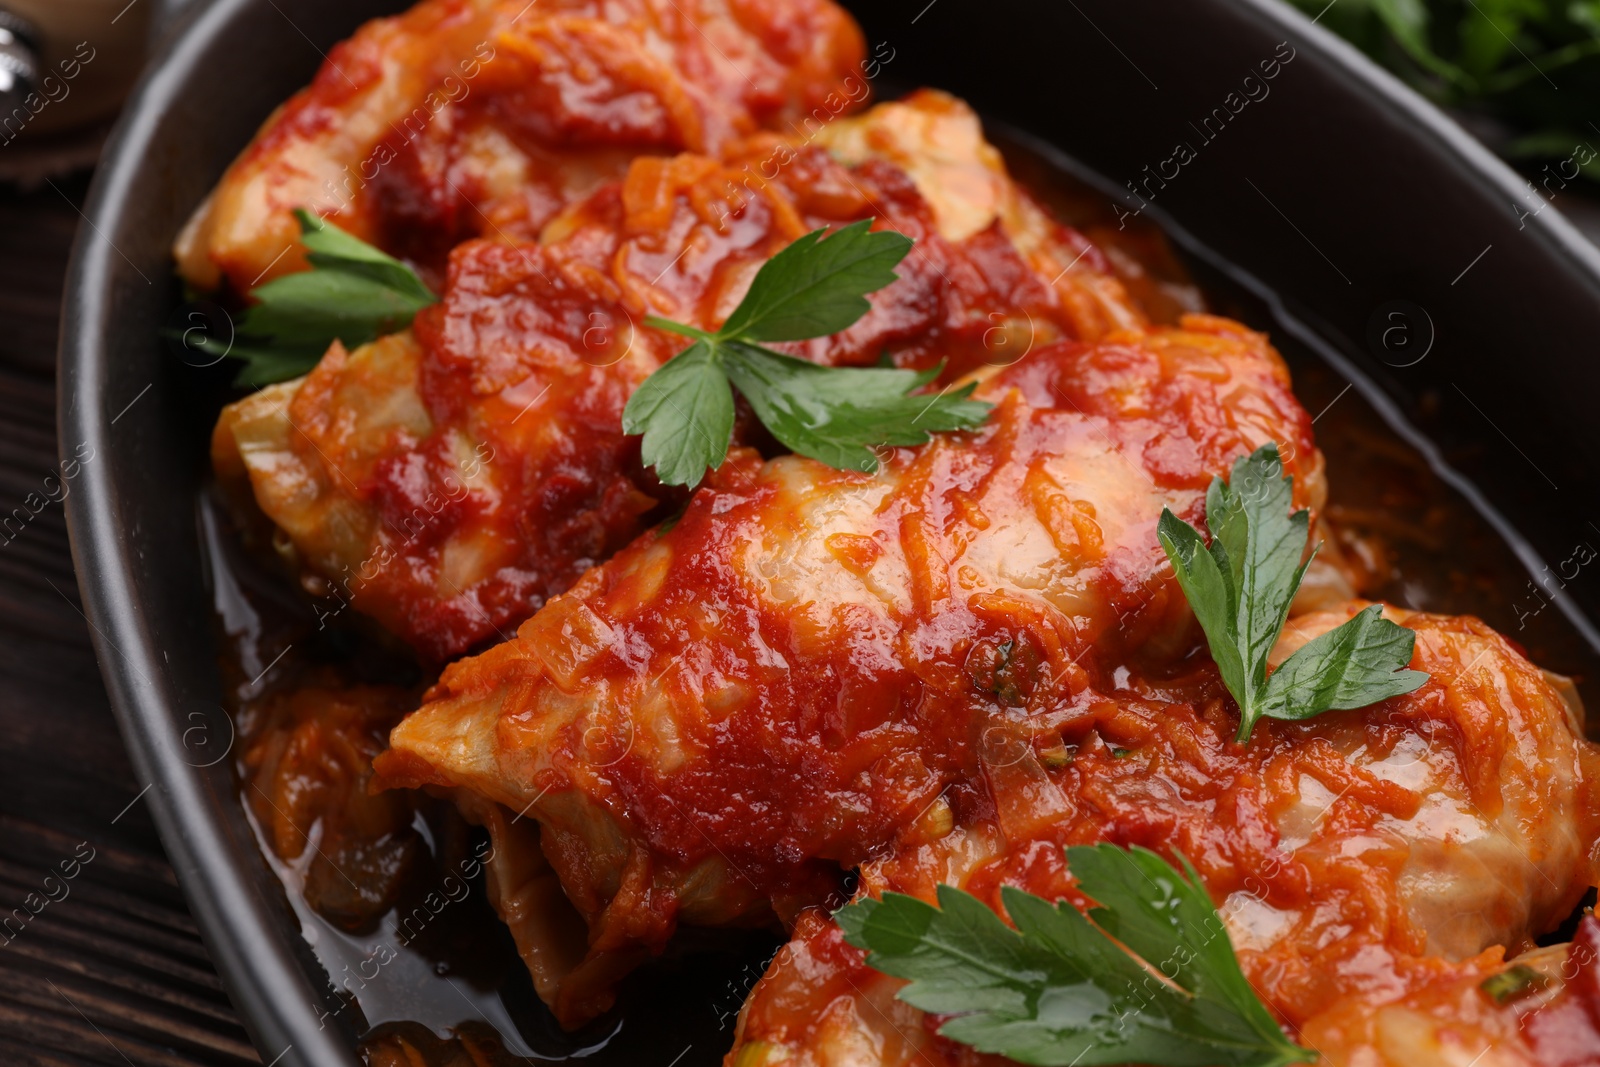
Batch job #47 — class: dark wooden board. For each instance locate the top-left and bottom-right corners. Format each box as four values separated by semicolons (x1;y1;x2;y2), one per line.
0;173;258;1066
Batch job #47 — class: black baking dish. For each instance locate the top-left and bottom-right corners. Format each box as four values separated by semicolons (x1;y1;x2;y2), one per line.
59;1;1600;1064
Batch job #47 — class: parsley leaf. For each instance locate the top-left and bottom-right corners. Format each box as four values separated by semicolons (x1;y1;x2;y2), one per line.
717;222;911;341
722;344;987;473
622;220;993;486
836;843;1315;1067
626;341;735;489
173;209;436;387
1157;444;1428;742
1258;602;1429;719
1287;0;1600;186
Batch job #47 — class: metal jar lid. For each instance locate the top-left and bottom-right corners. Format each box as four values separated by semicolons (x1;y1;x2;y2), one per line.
0;10;39;115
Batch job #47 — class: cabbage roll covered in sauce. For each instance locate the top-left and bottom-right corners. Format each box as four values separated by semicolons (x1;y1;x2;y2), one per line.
724;605;1600;1065
179;1;1600;1062
175;0;869;293
210;93;1148;660
372;315;1324;1023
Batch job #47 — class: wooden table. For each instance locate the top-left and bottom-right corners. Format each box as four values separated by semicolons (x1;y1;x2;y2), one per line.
0;173;257;1067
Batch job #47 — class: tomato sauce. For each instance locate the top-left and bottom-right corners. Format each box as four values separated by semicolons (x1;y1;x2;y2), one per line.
203;90;1600;1067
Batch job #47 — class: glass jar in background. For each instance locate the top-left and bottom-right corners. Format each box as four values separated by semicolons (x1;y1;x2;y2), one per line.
0;0;162;181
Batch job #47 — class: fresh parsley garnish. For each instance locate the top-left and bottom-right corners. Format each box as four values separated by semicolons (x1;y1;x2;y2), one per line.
622;220;992;486
1289;0;1600;184
836;842;1315;1067
1157;444;1428;743
177;209;436;387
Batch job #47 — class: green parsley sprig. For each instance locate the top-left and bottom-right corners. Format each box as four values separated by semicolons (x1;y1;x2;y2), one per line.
622;220;992;486
1286;0;1600;182
1158;444;1428;743
836;843;1314;1067
178;209;437;386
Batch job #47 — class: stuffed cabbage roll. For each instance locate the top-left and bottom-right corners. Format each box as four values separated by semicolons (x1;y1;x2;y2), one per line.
725;604;1600;1065
175;0;869;292
372;315;1322;1022
210;93;1147;660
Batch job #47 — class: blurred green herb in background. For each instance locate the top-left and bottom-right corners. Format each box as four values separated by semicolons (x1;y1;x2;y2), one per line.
1287;0;1600;180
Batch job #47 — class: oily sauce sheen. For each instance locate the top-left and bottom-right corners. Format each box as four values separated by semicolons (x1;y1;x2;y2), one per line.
188;5;1600;1062
208;154;1600;1067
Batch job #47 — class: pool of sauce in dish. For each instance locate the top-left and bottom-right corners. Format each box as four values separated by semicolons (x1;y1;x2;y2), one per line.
198;132;1600;1067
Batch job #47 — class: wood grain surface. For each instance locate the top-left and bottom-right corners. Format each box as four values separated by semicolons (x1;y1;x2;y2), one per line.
0;174;259;1067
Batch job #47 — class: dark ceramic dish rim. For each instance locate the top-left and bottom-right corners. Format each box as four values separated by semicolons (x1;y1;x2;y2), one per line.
57;2;1600;1065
